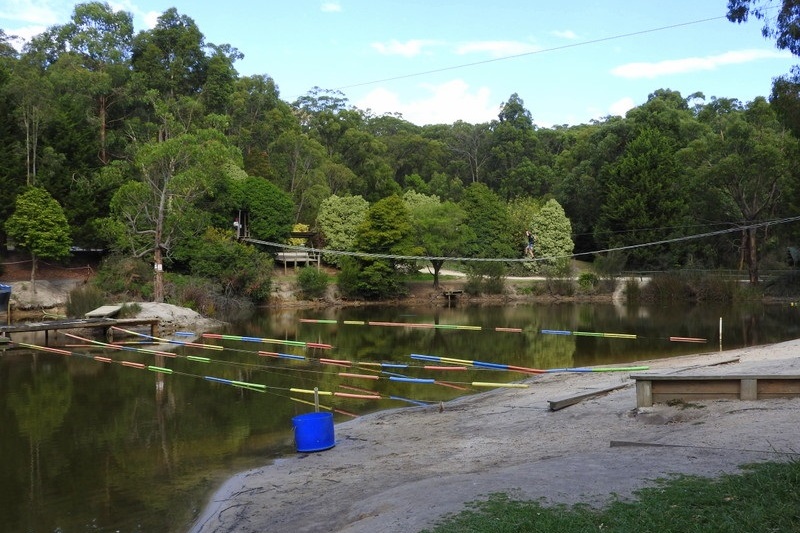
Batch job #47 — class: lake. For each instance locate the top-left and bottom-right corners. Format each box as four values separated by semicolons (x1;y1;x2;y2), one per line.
1;300;799;532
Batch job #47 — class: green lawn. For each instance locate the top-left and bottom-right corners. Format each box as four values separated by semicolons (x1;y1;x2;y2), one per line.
422;460;800;533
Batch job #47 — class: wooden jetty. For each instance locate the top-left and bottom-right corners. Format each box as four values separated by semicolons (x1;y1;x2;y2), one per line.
442;289;463;303
0;317;160;345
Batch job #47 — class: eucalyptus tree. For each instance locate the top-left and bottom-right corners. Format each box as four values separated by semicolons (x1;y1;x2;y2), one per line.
728;0;800;135
727;0;800;55
53;1;134;164
443;120;492;185
769;67;800;137
681;98;799;283
130;8;221;141
229;74;296;167
104;129;244;302
0;30;22;220
486;93;539;194
267;130;330;223
6;55;52;186
365;113;446;187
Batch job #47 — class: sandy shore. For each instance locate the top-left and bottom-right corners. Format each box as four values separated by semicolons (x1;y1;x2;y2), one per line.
189;341;800;533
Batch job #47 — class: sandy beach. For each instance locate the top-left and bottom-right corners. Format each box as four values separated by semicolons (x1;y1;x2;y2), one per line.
189;340;800;533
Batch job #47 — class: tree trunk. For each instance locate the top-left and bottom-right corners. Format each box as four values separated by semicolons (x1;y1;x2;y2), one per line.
153;246;164;303
30;254;37;294
98;95;108;164
747;227;759;285
431;260;444;289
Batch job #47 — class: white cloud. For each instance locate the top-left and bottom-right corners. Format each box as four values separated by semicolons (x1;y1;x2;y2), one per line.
0;0;60;25
142;10;160;29
321;2;342;12
356;79;498;125
371;39;437;58
455;40;540;58
612;49;792;79
3;24;45;43
609;96;636;117
552;30;578;39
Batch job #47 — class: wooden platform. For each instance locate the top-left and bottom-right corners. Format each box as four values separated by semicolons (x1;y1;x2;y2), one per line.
0;317;160;345
443;290;463;303
85;305;122;318
631;373;800;407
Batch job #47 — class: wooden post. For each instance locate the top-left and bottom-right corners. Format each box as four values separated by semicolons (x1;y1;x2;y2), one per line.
740;378;758;400
635;379;653;407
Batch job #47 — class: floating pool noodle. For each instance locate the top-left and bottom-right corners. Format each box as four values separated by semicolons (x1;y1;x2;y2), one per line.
390;396;431;406
541;329;572;335
471;382;529;388
389;376;436;384
338;372;379;380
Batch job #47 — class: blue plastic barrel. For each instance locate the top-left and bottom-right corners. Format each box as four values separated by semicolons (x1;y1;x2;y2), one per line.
292;412;335;452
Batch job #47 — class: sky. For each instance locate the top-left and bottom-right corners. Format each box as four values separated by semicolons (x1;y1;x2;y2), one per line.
1;1;797;127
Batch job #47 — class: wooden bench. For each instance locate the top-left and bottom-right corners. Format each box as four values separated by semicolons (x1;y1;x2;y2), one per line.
631;373;800;407
274;251;320;273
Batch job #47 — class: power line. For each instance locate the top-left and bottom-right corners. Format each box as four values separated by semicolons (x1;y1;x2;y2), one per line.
244;214;800;264
333;15;726;92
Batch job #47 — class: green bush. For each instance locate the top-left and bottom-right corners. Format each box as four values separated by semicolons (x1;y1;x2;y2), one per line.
577;272;599;293
117;303;141;319
188;228;273;303
94;255;153;299
66;284;106;318
297;267;329;299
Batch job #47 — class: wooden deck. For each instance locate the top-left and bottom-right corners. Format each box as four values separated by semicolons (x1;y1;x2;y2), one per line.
631;373;800;407
0;317;160;345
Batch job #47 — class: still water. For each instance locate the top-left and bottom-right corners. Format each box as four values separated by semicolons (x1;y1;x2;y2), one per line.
1;300;799;532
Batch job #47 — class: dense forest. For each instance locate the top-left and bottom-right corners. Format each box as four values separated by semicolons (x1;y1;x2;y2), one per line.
2;1;800;302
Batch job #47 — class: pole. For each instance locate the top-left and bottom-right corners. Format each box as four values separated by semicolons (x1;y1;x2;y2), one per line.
719;317;722;352
314;387;320;412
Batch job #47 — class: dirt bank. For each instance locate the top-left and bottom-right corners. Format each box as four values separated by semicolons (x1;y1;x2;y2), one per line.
189;342;800;533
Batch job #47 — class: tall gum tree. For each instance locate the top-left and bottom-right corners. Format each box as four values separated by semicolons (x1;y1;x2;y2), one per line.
683;98;799;283
106;129;243;301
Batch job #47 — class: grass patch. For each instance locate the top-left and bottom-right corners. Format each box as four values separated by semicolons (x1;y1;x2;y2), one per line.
424;460;800;532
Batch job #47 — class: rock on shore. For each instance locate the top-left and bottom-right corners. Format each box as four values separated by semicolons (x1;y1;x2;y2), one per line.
130;302;224;332
3;280;223;332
